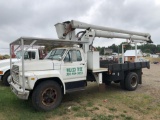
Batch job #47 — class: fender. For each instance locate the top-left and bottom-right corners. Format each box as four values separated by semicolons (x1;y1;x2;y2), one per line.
26;70;66;94
0;66;10;76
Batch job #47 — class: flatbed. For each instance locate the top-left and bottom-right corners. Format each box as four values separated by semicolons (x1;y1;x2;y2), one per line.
100;61;150;70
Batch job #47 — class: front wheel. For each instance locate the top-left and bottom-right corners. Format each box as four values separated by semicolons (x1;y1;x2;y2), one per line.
32;80;62;111
125;72;139;91
2;71;11;86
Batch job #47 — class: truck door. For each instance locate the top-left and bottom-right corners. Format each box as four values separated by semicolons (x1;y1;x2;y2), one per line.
61;49;86;82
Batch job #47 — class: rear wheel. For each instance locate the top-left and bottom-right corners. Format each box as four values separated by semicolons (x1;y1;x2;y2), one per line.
32;80;62;111
125;72;139;91
2;71;11;86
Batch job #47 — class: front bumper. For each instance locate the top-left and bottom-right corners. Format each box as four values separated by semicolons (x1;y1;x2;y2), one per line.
10;82;30;100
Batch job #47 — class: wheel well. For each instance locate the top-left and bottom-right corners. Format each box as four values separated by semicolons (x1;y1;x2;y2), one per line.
33;77;64;93
1;75;4;81
2;70;10;80
125;69;140;76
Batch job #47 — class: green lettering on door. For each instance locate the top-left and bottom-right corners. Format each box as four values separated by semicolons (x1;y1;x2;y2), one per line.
66;67;83;76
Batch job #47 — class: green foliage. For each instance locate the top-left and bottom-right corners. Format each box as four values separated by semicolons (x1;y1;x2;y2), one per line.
3;54;10;59
108;44;118;53
0;54;10;59
96;43;160;54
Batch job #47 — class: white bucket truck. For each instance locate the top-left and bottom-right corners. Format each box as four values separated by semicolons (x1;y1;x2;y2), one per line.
10;20;152;111
0;48;46;86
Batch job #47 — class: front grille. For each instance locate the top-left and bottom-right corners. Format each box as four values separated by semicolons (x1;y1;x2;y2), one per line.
12;65;19;73
12;65;19;83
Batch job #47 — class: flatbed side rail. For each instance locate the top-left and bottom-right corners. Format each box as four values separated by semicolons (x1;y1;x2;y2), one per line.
100;61;150;71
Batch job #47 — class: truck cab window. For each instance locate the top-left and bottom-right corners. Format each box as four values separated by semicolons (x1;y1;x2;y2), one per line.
64;50;82;62
16;51;21;59
77;50;82;61
45;49;65;60
64;52;70;62
16;51;36;59
24;51;36;59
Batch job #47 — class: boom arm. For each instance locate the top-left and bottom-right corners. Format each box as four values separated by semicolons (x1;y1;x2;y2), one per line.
55;20;152;46
55;20;152;43
95;30;150;42
71;20;150;37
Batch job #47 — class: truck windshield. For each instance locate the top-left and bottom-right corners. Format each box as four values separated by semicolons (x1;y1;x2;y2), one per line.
45;49;65;60
16;51;36;59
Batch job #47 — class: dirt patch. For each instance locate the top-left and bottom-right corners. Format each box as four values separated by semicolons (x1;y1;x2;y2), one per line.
0;113;6;120
145;57;160;63
139;64;160;97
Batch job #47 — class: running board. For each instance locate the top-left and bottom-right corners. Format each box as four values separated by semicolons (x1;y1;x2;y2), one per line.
66;87;85;93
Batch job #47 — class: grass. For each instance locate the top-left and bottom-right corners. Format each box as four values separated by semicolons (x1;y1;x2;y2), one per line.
92;114;114;120
74;111;89;117
0;81;160;120
92;106;99;110
86;101;94;107
72;106;81;111
0;83;49;120
92;114;134;120
108;107;117;112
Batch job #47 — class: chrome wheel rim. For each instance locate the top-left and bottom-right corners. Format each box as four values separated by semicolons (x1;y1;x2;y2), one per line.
7;75;11;84
42;88;57;106
131;76;137;88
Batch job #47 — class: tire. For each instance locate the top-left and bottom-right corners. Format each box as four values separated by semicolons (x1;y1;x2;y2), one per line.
32;80;62;111
125;72;139;91
2;71;11;86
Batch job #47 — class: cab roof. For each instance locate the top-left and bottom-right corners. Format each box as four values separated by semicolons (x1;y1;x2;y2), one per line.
10;37;88;46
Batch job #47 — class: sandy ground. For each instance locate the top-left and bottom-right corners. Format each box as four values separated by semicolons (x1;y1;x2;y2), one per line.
138;64;160;98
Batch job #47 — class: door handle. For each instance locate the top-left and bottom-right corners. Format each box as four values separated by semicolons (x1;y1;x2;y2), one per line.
80;63;85;65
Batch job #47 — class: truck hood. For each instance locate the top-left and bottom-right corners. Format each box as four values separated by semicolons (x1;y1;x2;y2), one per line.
13;60;61;71
0;58;19;68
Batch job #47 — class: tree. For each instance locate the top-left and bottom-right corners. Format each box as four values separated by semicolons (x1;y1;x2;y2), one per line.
108;44;118;53
118;42;132;53
95;42;158;54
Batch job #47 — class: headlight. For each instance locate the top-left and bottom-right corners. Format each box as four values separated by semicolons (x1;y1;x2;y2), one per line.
25;76;35;81
0;71;3;75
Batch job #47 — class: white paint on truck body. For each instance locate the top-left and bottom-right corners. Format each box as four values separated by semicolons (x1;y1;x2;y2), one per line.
0;49;39;80
11;47;87;98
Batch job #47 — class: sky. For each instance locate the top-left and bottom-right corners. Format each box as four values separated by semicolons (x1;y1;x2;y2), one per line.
0;0;160;55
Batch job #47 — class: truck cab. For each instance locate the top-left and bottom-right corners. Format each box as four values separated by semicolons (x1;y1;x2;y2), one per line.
45;48;86;82
11;47;86;92
0;48;45;86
